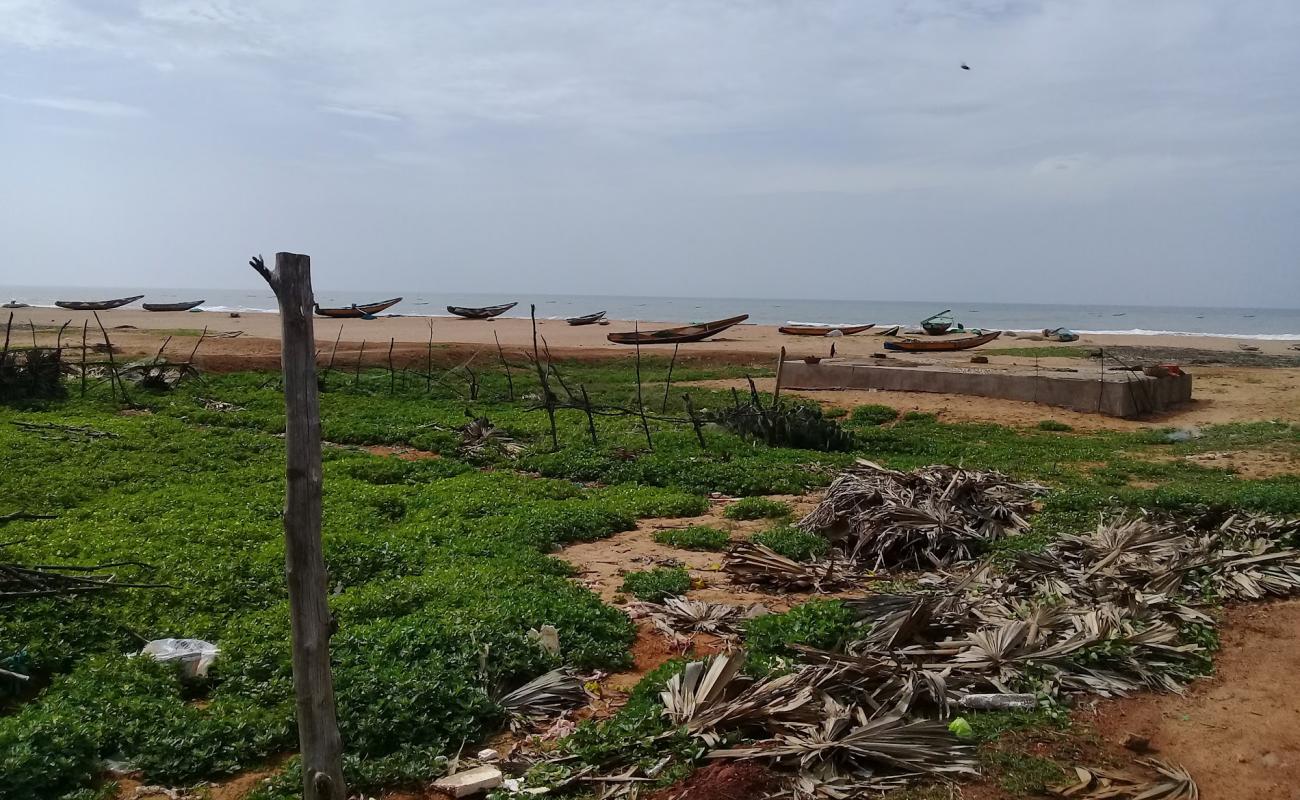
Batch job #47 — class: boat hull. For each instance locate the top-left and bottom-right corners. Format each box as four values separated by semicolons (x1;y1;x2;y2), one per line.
143;300;205;312
54;295;144;311
447;302;517;320
607;314;749;345
315;297;403;318
566;311;607;326
778;324;874;336
883;331;1002;352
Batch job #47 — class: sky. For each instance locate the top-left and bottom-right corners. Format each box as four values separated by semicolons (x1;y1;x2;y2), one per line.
1;0;1298;307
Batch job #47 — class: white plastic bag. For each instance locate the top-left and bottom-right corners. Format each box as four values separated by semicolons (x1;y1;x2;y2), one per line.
140;638;220;678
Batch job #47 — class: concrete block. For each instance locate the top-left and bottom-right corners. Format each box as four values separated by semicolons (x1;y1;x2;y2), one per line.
434;766;503;797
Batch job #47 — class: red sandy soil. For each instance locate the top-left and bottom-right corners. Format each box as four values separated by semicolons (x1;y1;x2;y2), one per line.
647;762;779;800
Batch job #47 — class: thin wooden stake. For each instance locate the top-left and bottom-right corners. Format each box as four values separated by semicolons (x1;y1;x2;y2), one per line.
634;322;653;451
92;312;122;403
580;384;598;445
387;338;396;394
29;320;38;349
772;346;786;409
353;340;366;388
683;393;706;448
79;320;88;397
327;323;344;370
426;319;435;393
1;313;12;374
660;343;679;412
494;330;514;401
249;253;346;800
530;305;559;451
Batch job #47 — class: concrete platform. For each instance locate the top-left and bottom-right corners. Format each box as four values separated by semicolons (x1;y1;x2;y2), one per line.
780;359;1192;418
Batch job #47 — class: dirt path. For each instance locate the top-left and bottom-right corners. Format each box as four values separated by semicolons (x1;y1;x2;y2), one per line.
1083;600;1300;800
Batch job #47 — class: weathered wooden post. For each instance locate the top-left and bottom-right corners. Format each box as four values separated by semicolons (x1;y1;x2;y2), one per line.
249;253;347;800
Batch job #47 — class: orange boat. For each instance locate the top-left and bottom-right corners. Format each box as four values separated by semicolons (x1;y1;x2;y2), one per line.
777;324;874;336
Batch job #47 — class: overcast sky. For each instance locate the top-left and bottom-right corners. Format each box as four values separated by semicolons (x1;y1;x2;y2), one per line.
1;1;1297;306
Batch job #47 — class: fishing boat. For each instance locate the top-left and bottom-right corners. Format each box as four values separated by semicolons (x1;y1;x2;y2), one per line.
607;314;749;345
447;302;517;320
1042;327;1079;343
883;331;1002;352
777;323;874;336
566;311;607;326
54;295;144;311
874;325;901;336
2;300;29;309
920;310;954;335
314;297;402;319
143;300;205;312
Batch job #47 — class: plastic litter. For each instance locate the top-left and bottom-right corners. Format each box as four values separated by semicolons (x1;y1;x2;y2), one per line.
140;638;219;678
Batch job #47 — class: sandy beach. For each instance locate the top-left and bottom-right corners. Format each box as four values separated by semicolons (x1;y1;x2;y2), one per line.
12;306;1300;360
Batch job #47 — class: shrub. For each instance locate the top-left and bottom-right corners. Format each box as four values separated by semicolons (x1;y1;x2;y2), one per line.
824;406;848;419
850;404;899;426
751;525;828;562
707;403;855;452
1036;420;1073;432
620;567;692;603
900;411;938;424
723;496;792;521
653;526;730;551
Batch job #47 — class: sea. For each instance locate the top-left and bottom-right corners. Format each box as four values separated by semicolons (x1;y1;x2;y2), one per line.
4;285;1299;341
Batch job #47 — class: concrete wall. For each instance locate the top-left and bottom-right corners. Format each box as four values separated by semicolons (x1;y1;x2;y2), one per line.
780;361;1192;418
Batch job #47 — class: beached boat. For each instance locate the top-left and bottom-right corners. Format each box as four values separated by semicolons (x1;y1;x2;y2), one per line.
778;323;874;336
920;310;954;335
1043;327;1079;343
143;300;205;312
607;314;749;345
874;325;901;336
447;302;517;320
314;297;403;319
54;295;144;311
2;300;29;309
566;311;607;326
883;331;1002;352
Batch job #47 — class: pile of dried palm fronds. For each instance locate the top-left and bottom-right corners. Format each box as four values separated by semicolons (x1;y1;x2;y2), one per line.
0;347;64;401
498;668;588;730
799;460;1047;569
459;416;523;457
1052;759;1198;799
119;360;200;390
659;650;977;791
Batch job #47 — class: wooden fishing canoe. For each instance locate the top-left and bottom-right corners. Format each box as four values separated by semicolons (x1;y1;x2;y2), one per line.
314;297;402;318
566;311;607;326
778;323;874;336
54;295;144;311
883;331;1002;352
874;325;901;336
447;302;517;320
607;314;749;345
143;300;205;312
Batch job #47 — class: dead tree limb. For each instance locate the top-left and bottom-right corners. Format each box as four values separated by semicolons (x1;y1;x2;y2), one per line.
530;305;559;451
249;253;347;800
661;343;679;412
494;330;514;401
92;312;124;403
580;384;599;445
683;393;706;448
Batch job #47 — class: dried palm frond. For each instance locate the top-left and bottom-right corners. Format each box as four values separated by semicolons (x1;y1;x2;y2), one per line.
723;542;858;591
498;668;587;728
1052;759;1198;800
459;416;523;456
658;596;742;635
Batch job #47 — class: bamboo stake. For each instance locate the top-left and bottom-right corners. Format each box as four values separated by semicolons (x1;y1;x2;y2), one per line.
580;384;598;445
353;340;366;388
249;253;346;800
661;343;679;412
530;305;559;451
326;323;344;371
494;330;514;401
79;320;88;397
683;393;706;448
634;322;653;451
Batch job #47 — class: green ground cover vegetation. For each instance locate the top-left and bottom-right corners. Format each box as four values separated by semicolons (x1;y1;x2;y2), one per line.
1;357;1296;798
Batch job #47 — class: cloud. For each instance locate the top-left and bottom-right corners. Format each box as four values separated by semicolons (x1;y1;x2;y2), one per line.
2;94;147;117
319;105;402;123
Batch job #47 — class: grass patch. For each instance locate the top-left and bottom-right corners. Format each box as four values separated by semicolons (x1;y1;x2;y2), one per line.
751;525;828;562
743;600;858;674
850;404;900;426
1036;420;1073;432
653;525;730;551
620;567;692;603
723;496;792;521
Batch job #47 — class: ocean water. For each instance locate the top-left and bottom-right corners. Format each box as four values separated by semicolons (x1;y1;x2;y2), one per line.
4;285;1298;340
